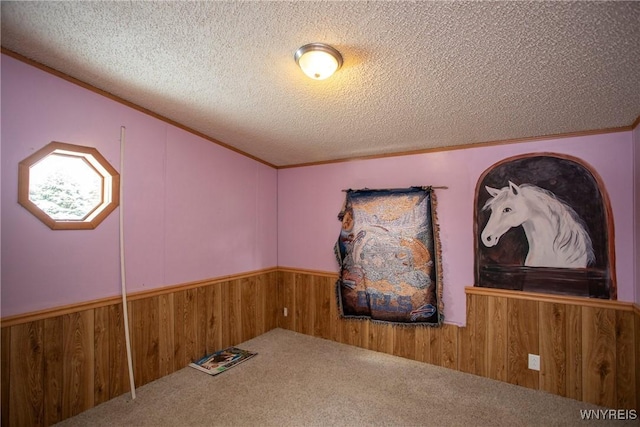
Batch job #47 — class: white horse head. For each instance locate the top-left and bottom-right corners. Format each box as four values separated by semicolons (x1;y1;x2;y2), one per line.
481;181;527;248
481;181;594;268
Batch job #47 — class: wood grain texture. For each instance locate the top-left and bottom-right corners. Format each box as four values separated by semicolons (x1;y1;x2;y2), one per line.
582;306;616;408
158;294;175;377
294;273;313;336
486;296;507;381
1;327;10;425
2;270;637;427
439;323;458;370
507;298;539;389
240;277;257;343
205;283;223;354
313;276;333;340
61;311;95;418
615;310;636;409
457;293;476;375
42;317;63;426
9;321;44;427
108;304;129;400
539;302;566;396
393;326;416;360
564;304;582;400
636;310;640;412
93;307;110;406
129;297;159;387
473;294;488;377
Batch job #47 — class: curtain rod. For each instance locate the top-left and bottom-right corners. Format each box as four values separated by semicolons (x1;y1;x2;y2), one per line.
342;186;448;192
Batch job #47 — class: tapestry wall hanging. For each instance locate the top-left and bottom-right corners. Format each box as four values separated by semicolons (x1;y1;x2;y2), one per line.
335;187;443;325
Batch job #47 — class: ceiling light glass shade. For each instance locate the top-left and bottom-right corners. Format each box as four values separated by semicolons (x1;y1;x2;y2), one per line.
294;43;343;80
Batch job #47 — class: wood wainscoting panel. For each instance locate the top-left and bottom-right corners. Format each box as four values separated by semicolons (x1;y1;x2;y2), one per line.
93;306;111;406
0;269;278;427
107;303;130;400
564;304;583;401
1;269;636;427
276;271;637;411
61;311;95;419
43;316;63;425
486;295;508;382
582;306;617;408
9;320;44;427
507;298;540;389
539;302;568;397
615;310;637;409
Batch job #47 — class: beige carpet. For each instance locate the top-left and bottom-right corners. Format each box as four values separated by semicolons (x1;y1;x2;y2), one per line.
56;328;629;426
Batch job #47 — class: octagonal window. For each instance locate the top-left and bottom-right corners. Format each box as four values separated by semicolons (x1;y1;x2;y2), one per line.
18;142;119;230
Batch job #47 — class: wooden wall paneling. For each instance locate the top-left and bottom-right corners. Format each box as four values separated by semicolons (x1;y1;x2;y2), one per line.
539;302;567;396
636;310;640;412
392;326;416;360
1;327;10;426
255;273;267;336
367;321;393;355
183;288;199;364
486;296;507;381
158;294;175;377
582;306;616;408
328;279;341;343
265;271;280;332
108;303;129;399
564;304;582;400
195;287;207;359
240;277;257;343
172;290;187;370
205;283;223;353
615;310;636;409
341;319;369;349
294;273;312;336
9;321;44;427
61;311;94;419
43;317;63;425
457;293;476;374
219;280;232;349
129;297;159;387
428;326;445;367
473;294;488;377
313;276;332;340
279;272;296;331
228;279;243;345
439;323;458;370
506;298;539;389
414;326;430;364
93;307;110;406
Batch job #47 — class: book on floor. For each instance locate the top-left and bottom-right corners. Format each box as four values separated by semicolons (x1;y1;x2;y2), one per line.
189;346;257;376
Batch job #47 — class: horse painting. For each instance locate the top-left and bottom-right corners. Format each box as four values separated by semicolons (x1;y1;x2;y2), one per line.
481;181;595;268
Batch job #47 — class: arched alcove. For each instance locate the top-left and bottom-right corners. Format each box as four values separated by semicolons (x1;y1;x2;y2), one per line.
474;153;616;299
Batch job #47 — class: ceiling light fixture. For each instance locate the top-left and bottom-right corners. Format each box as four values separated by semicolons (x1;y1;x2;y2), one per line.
294;43;343;80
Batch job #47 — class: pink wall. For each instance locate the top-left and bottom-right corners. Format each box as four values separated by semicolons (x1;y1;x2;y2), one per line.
2;53;636;324
1;54;278;317
278;132;635;326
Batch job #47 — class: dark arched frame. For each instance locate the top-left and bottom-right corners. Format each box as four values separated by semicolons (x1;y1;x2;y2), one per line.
473;153;616;299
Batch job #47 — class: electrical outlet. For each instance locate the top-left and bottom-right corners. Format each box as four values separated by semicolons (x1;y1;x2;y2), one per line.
528;354;540;371
284;307;288;317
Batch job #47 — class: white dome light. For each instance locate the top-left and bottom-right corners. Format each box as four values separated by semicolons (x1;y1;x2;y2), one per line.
294;43;343;80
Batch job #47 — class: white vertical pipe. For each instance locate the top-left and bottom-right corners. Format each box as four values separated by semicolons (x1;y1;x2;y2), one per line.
119;126;136;399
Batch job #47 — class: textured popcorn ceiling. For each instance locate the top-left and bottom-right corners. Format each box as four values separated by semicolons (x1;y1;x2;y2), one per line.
1;1;639;167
